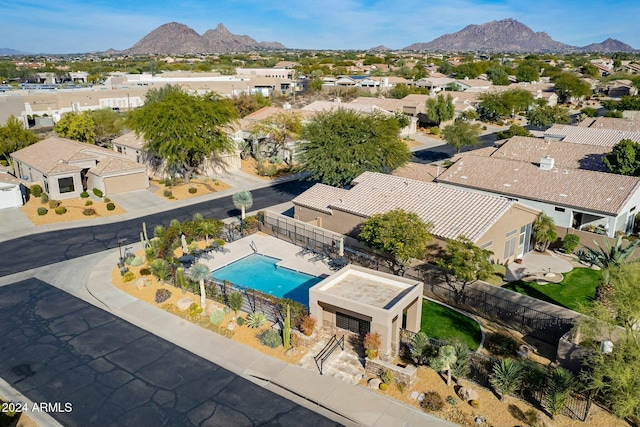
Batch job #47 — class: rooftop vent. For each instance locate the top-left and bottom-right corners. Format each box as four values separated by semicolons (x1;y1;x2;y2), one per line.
540;155;555;171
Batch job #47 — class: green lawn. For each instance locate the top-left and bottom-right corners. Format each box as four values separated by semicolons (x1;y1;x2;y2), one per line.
502;268;602;312
420;300;482;350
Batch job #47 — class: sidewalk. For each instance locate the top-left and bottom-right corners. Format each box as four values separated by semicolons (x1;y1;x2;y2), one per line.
0;169;307;243
83;249;458;427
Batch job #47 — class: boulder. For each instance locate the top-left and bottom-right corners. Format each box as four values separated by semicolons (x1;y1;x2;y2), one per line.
177;297;194;311
417;393;425;402
457;386;479;402
226;321;235;331
368;378;382;389
409;391;420;400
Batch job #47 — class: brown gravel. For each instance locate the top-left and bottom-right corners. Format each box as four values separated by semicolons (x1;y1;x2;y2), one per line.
20;196;126;225
152;177;231;201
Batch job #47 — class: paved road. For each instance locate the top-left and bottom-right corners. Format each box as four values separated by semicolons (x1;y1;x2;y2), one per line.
0;179;315;278
412;132;497;164
0;278;341;427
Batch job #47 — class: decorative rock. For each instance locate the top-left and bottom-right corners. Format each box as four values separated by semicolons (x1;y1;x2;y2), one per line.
417;393;425;402
133;278;146;289
409;391;420;400
285;347;298;357
368;378;382;389
457;386;480;402
226;321;235;331
177;297;194;311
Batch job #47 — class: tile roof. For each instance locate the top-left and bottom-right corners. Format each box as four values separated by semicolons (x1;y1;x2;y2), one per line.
438;155;640;216
301;101;393;115
89;156;145;175
293;171;521;242
489;136;610;172
0;172;19;184
544;124;640;147
112;132;146;150
392;162;441;182
350;97;421;113
577;117;640;132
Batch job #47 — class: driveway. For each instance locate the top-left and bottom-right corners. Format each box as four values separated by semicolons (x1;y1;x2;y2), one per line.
0;278;340;427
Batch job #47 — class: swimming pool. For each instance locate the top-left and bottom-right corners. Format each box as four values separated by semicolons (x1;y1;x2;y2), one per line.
211;254;322;305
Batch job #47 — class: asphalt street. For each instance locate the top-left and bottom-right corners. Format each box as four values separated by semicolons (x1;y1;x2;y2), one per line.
0;278;341;427
0;178;315;278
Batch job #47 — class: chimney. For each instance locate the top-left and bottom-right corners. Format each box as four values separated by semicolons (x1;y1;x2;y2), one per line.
540;155;555;171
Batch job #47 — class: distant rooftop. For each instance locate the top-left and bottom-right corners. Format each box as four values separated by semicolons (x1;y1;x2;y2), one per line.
544;124;640;147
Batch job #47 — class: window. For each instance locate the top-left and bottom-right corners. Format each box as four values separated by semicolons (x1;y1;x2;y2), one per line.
58;177;75;193
336;312;370;336
631;206;636;212
480;240;493;249
504;237;516;259
116;145;123;153
555;207;565;212
505;229;517;238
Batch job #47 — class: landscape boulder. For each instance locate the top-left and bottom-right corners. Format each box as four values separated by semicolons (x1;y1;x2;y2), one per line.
457;386;479;402
368;378;382;389
177;297;194;310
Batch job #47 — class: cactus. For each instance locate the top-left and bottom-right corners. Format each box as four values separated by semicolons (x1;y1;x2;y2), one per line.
283;304;291;350
176;267;187;292
143;221;148;241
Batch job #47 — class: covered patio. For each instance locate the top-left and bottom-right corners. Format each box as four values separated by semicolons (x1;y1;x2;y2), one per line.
505;252;574;282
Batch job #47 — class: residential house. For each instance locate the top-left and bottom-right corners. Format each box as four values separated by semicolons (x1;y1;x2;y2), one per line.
606;80;638;97
413;77;456;94
11;136;149;200
436;154;640;237
578;116;640;132
293;171;539;263
489;82;558;106
0;172;25;209
620;62;640;75
453;78;492;92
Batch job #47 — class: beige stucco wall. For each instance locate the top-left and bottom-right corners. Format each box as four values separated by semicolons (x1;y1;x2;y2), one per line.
294;205;366;236
102;172;149;195
478;204;539;264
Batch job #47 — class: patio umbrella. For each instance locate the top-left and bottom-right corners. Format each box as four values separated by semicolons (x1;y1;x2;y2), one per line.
181;233;188;254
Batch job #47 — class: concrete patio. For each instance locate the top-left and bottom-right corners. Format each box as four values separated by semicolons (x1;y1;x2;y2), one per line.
505;251;574;282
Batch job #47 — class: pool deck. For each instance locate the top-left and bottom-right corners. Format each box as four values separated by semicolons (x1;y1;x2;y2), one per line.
201;233;334;279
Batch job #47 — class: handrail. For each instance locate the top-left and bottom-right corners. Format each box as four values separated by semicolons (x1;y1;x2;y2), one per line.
314;334;345;375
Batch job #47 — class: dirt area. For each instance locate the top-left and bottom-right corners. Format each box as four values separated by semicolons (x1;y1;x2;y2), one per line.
362;365;628;427
20;196;126;225
403;138;423;148
240;158;296;180
111;252;308;366
152;177;231;201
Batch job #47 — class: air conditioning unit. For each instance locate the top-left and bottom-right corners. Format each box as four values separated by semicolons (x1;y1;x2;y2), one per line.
539;155;555;171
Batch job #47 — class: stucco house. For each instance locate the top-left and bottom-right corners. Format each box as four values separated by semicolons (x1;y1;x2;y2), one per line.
437;154;640;238
11;136;149;200
293;172;539;264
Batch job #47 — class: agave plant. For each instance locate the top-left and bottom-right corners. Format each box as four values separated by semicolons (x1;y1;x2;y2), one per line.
580;236;640;269
543;367;574;418
409;332;431;365
246;311;267;329
490;358;523;401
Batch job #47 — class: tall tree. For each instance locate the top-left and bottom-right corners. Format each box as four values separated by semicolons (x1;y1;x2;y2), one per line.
516;64;540;83
533;212;557;252
442;120;482;153
495;124;533;140
358;209;433;273
230;92;271;117
425;94;455;125
552;73;591;102
54;111;96;144
526;104;571;129
249;111;303;165
603;139;640;176
190;263;211;309
298;109;411;187
478;89;534;122
0;115;38;160
232;190;253;220
436;236;493;303
126;85;237;182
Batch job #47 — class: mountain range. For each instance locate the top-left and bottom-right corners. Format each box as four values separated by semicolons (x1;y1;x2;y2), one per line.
403;19;635;53
125;22;286;55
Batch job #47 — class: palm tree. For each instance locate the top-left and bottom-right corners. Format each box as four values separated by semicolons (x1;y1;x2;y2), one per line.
232;191;253;220
149;259;170;284
198;220;218;247
190;263;211;309
430;345;457;386
409;332;431;365
533;212;557;252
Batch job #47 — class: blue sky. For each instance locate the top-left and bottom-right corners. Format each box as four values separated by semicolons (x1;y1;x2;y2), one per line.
1;0;639;53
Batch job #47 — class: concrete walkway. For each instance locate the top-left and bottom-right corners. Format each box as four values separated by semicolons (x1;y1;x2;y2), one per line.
505;251;574;282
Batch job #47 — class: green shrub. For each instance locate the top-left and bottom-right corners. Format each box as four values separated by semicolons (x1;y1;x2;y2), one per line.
188;186;197;194
189;303;203;317
82;208;96;216
55;206;67;215
236;316;245;326
122;271;135;282
129;256;144;266
246;312;267;328
259;329;282;348
486;332;519;357
563;234;580;254
30;184;43;197
37;207;48;216
163;189;173;198
49;199;61;209
228;291;243;313
258;163;278;177
106;202;116;211
85;200;93;206
422;391;444;411
139;267;151;276
92;188;103;197
379;383;388;391
80;191;89;198
429;126;440;135
40;193;49;204
103;197;111;203
380;368;394;385
209;310;226;326
446;396;458;406
155;288;171;303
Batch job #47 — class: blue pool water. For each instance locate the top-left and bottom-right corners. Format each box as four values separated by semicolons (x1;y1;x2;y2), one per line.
211;254;322;305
